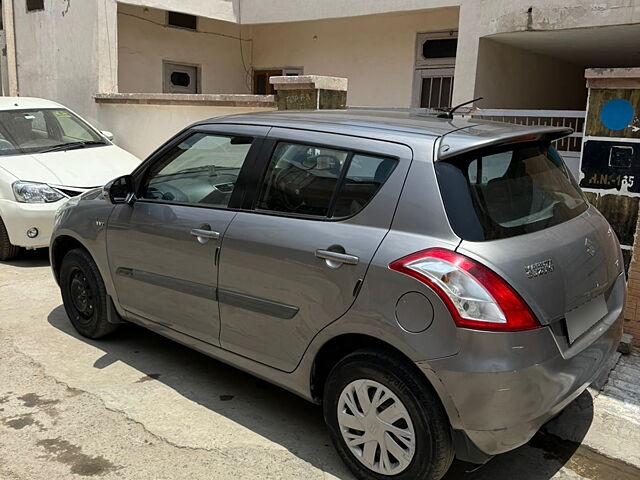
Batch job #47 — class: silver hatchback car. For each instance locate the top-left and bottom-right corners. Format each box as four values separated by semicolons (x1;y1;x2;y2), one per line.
51;110;624;480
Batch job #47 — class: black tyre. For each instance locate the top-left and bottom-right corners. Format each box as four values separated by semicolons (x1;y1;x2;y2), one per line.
323;350;454;480
60;248;118;339
0;216;20;261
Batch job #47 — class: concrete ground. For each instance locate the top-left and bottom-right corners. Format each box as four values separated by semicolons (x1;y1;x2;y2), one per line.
1;250;640;480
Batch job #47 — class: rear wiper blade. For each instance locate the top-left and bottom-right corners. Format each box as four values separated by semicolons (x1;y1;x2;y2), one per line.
41;141;106;153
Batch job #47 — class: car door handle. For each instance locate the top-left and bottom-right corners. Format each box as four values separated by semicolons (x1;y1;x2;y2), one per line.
315;249;359;266
190;228;220;244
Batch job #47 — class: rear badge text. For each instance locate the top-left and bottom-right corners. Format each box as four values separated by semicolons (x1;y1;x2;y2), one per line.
525;259;555;279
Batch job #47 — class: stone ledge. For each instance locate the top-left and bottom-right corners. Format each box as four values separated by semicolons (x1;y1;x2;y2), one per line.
269;75;348;91
585;67;640;79
94;93;276;107
585;68;640;89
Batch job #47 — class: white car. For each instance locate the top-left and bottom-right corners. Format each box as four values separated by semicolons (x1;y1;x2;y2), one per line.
0;97;140;260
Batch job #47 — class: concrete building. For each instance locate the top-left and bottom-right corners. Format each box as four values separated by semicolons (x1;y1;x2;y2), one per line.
1;0;639;157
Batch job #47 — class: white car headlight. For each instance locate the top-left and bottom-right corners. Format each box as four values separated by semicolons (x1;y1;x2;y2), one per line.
13;181;65;203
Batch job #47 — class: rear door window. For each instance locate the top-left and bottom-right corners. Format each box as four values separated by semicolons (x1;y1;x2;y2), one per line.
255;142;396;218
256;142;349;217
333;154;396;217
436;143;588;241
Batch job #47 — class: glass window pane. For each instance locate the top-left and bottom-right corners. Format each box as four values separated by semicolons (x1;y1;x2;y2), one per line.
429;77;442;108
171;72;191;87
255;74;267;95
437;144;587;240
256;142;349;217
54;111;97;142
422;38;458;59
141;133;253;208
332;154;397;217
420;78;432;108
27;0;45;12
0;109;102;155
439;76;452;109
167;11;197;30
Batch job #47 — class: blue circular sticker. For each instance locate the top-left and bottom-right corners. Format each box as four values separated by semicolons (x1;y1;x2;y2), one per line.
600;98;634;131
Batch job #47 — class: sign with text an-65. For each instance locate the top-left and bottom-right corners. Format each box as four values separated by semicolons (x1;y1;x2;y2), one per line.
580;140;640;193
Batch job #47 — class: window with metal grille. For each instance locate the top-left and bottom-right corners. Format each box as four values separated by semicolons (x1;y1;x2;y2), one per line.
167;11;197;30
26;0;44;12
420;75;454;109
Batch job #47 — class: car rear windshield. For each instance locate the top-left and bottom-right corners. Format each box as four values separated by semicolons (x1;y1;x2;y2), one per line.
435;142;588;241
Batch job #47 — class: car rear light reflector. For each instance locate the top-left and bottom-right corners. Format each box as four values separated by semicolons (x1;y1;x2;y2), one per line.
389;248;539;332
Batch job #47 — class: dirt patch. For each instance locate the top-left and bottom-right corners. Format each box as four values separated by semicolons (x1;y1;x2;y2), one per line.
3;414;41;430
37;438;119;476
18;393;60;408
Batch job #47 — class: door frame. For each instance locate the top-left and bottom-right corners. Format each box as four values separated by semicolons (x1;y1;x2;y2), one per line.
411;30;458;108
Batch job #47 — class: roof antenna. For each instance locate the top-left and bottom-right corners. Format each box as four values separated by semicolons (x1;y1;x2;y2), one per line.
437;97;483;119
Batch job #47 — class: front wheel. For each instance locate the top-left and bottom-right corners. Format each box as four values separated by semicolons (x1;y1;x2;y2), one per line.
60;248;118;339
0;216;20;261
323;350;454;480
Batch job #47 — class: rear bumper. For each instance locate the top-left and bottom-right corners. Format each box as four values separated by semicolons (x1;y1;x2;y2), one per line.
0;199;67;248
419;273;625;460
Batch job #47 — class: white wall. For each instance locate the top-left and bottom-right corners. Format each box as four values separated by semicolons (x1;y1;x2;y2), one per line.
96;103;274;158
13;0;118;125
11;0;640;128
452;0;640;105
115;0;640;107
250;7;459;108
242;0;461;24
474;38;587;109
118;4;250;94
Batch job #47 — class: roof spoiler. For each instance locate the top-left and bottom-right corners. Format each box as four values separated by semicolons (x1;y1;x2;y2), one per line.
436;126;573;161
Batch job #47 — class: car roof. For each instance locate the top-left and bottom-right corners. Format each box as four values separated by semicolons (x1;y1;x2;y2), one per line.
204;109;572;160
0;96;66;110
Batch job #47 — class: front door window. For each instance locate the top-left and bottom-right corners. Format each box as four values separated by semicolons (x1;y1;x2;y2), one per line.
140;133;254;208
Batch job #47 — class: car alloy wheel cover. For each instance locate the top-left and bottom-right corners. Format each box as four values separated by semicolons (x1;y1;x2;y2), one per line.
337;379;416;475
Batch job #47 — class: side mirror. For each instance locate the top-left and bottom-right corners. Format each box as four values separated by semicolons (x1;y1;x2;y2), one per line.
101;130;114;142
103;175;135;205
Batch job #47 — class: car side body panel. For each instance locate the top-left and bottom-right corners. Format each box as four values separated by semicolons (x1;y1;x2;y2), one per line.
218;129;415;371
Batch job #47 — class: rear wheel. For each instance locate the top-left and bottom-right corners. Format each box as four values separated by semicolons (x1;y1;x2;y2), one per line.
60;248;118;339
323;350;454;480
0;216;20;261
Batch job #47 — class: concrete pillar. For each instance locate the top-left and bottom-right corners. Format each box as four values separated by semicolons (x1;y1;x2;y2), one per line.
269;75;347;110
97;0;119;94
2;0;19;96
579;67;640;347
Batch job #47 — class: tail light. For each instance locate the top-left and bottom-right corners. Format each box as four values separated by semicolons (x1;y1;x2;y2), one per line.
389;248;539;332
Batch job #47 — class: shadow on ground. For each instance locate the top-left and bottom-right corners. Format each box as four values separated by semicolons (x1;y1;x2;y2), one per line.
1;248;49;268
47;305;595;480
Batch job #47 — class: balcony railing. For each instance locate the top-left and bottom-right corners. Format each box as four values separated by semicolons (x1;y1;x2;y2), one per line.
471;109;586;153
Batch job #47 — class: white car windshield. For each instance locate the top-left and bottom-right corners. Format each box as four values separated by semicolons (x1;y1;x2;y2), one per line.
0;108;106;156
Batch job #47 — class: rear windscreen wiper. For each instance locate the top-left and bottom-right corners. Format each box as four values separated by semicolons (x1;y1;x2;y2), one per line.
41;141;106;153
